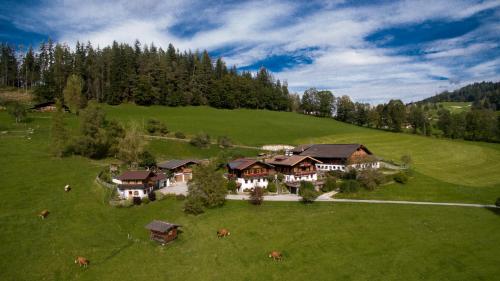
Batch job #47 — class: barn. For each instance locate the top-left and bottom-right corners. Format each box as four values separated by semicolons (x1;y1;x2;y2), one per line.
145;220;181;244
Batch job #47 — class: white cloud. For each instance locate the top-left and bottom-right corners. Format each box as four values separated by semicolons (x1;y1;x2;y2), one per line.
8;0;500;103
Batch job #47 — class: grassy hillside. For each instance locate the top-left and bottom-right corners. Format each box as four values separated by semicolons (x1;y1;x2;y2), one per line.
104;105;500;192
1;106;500;280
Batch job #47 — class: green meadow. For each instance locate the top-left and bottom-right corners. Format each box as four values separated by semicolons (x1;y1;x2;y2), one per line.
1;105;500;280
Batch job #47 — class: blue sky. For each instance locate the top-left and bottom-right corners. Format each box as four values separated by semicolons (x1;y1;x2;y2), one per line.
1;0;499;103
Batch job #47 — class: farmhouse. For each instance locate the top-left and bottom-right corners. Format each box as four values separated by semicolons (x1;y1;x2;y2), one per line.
266;155;321;182
145;220;181;244
291;144;379;172
30;101;70;112
158;159;200;183
227;158;274;191
115;170;168;199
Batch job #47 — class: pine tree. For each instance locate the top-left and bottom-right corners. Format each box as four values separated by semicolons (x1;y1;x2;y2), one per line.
51;99;68;157
63;74;84;114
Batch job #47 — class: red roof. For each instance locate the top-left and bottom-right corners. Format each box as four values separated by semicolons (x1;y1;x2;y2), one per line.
117;170;153;180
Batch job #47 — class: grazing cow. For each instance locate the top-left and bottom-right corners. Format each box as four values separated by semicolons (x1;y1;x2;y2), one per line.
217;228;230;238
75;257;89;267
269;251;282;261
64;184;71;192
39;210;50;219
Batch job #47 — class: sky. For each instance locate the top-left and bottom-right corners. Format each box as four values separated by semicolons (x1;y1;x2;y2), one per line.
1;0;499;103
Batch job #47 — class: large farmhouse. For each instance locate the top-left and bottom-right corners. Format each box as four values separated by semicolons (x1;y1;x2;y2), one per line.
227;158;274;191
266;155;321;183
114;170;168;199
291;144;379;172
158;159;200;184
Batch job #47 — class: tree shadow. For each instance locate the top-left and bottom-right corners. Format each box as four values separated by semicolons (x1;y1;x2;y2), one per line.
485;206;500;216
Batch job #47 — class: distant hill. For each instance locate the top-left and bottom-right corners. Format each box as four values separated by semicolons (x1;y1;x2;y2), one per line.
418;81;500;110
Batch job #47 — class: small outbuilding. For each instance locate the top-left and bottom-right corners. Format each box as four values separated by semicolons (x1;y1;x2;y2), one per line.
30;101;70;112
145;220;181;244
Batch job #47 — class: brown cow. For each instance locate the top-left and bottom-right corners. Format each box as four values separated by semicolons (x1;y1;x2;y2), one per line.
39;210;49;219
217;228;230;238
268;251;282;261
75;257;89;267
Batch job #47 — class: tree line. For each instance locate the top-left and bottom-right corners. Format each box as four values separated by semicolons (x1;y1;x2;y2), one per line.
298;87;500;142
1;40;292;111
419;81;500;110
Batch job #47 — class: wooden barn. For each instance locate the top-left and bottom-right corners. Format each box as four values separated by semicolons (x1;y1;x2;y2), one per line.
30;101;70;112
145;220;181;244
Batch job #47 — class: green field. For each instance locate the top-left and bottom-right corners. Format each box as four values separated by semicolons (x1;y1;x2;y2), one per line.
1;105;500;280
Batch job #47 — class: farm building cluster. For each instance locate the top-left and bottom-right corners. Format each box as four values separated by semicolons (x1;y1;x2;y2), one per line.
114;144;379;199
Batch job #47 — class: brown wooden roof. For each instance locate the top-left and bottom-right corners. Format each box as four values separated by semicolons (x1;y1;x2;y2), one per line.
117;170;153;180
158;159;200;170
145;220;181;233
227;158;274;170
267;155;322;166
297;144;372;159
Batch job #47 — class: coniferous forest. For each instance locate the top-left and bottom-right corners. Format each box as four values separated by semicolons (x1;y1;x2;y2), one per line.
0;40;292;110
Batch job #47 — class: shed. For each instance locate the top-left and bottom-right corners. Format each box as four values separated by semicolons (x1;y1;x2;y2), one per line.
145;220;181;244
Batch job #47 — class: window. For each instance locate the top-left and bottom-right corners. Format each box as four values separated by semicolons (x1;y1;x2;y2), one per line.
245;179;248;184
128;191;132;195
133;191;139;196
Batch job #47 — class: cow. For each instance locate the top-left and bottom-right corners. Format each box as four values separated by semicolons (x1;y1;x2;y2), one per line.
217;228;230;238
75;257;89;268
39;210;50;219
64;184;71;192
269;251;282;261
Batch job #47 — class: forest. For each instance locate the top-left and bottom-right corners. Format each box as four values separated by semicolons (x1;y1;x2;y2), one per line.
0;41;291;110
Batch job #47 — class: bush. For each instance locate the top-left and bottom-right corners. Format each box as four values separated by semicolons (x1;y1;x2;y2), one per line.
133;197;142;205
267;182;277;193
122;199;134;208
249;187;264;205
145;118;169;135
190;133;211;148
154;190;165;201
321;176;337;192
342;169;358;180
227;180;238;193
148;191;156;202
393;172;409;184
184;194;204;215
358;169;385;191
217;136;233;148
99;168;112;183
175;131;186;139
340;180;360;193
495;197;500;207
139;150;156;168
176;194;186;201
142;197;150;204
299;181;319;203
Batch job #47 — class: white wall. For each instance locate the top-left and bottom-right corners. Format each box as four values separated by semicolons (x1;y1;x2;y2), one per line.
236;177;269;191
118;187;152;199
284;173;317;182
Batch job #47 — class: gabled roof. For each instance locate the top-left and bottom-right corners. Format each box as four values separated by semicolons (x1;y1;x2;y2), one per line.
267;155;322;166
145;220;181;233
297;144;372;159
158;159;200;170
151;172;167;181
117;170;153;181
227;158;274;170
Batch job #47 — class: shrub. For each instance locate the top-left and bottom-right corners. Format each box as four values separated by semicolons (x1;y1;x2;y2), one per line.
133;197;142;205
184;194;204;215
139;150;156;168
122;199;134;208
217;136;233;148
226;180;238;193
145;118;169;135
343;169;358;180
99;168;112;183
148;191;156;202
176;194;186;201
154;190;165;201
495;197;500;207
249;187;264;205
340;180;360;193
267;182;277;193
190;133;211;148
393;172;409;184
299;181;319;203
142;197;150;204
175;131;186;139
321;176;337;192
358;169;385;191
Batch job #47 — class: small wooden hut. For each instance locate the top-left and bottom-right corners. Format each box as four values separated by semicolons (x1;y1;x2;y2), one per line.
145;220;181;244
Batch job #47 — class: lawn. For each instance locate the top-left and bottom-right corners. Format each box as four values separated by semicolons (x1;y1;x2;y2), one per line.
1;108;500;280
